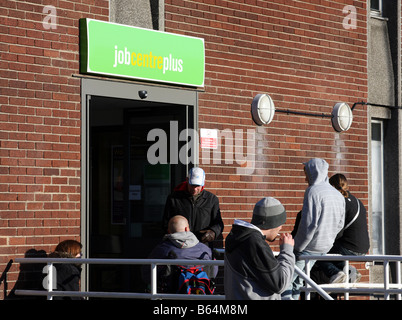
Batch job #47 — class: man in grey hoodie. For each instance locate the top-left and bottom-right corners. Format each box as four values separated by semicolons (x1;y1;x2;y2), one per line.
282;158;345;300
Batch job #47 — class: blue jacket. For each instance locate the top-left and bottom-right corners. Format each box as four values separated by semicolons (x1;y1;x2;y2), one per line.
142;231;218;285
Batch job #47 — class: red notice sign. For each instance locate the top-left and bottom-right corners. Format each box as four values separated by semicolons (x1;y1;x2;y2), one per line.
200;128;218;149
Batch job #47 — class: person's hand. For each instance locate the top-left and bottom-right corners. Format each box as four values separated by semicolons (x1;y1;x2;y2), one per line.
279;233;294;246
199;229;215;243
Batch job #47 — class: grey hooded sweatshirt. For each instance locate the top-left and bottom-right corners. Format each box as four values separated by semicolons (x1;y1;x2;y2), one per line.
294;158;345;253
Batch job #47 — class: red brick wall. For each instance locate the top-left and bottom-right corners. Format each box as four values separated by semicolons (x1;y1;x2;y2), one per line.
165;0;369;287
165;0;368;249
0;0;370;297
0;0;108;297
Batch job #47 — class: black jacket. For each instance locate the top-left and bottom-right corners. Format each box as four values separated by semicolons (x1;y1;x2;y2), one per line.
162;183;223;241
224;223;294;300
53;263;82;300
335;192;370;254
48;251;82;300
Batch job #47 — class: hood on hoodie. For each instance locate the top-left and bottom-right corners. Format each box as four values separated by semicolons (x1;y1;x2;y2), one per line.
225;220;265;253
303;158;329;186
164;231;199;249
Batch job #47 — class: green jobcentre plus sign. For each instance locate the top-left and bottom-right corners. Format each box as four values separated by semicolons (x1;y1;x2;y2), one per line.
80;19;205;87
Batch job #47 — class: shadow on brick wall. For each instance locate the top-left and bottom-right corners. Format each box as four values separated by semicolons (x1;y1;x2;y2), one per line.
6;249;47;300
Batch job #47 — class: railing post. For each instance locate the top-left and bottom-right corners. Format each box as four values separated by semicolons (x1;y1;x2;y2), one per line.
150;263;157;300
48;262;54;301
344;260;349;300
384;260;390;300
305;258;311;300
397;261;401;300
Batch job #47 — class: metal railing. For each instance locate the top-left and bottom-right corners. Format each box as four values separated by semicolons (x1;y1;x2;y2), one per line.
299;254;402;300
14;254;402;300
14;255;332;300
14;257;225;300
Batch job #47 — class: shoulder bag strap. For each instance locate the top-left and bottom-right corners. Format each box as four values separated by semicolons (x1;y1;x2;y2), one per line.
344;198;360;230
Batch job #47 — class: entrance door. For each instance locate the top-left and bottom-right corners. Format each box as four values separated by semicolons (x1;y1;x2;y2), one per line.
87;94;193;293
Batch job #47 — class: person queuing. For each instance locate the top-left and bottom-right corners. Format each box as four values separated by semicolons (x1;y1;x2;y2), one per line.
224;197;295;300
48;240;83;300
162;167;223;244
142;215;218;292
314;173;370;283
282;158;345;300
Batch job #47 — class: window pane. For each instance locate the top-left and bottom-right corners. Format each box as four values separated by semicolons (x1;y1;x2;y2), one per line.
371;0;380;11
372;122;381;141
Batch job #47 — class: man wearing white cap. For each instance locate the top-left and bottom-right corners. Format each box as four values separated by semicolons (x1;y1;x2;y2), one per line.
162;167;223;244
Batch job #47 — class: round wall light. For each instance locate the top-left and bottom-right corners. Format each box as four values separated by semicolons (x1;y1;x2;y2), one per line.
251;93;275;126
331;102;353;132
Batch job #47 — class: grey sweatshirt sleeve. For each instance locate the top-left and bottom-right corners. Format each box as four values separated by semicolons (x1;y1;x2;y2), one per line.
253;242;295;294
276;243;295;293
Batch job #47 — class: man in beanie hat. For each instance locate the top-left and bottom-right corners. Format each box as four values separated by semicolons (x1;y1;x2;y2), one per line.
163;167;223;244
224;197;295;300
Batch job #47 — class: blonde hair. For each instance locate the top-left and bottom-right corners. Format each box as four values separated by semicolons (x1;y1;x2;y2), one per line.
329;173;349;198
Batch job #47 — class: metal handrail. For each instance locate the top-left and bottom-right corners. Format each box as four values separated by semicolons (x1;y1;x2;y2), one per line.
17;254;401;300
294;265;333;300
298;254;402;300
14;256;332;300
14;257;225;300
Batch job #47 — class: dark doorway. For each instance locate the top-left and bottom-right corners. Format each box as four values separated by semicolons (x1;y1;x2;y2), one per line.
88;95;193;293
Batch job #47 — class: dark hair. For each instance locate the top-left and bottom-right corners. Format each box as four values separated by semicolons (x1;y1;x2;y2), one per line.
329;173;349;198
54;240;82;258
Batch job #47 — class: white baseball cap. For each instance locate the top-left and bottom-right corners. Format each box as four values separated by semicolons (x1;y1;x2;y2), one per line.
188;167;205;186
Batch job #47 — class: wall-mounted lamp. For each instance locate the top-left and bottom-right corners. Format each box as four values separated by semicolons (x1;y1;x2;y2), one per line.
331;102;353;132
251;94;275;126
251;93;353;133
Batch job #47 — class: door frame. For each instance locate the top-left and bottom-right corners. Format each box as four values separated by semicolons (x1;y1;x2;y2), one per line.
80;77;199;291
